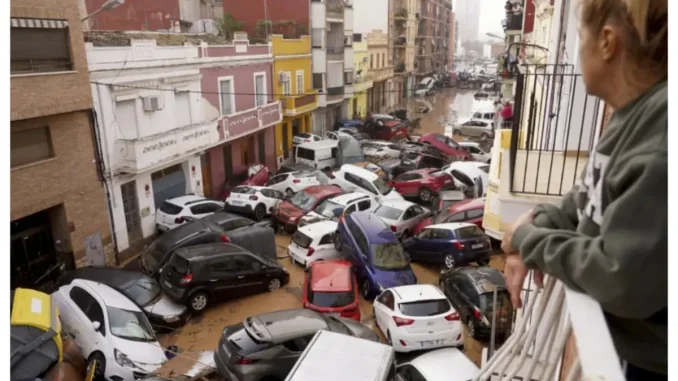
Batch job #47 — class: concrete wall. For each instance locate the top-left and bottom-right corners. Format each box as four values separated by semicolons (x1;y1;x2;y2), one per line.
81;0;180;31
223;0;310;39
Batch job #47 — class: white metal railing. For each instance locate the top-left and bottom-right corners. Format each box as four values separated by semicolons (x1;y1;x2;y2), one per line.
475;274;625;381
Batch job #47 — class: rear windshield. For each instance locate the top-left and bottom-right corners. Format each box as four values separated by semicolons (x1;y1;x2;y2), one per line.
228;327;270;355
480;291;512;314
374;205;403;220
314;199;344;218
399;299;451;317
159;201;183;215
292;230;313;249
308;289;355;308
296;133;312;139
371;243;409;270
232;186;257;195
289;191;319;212
169;254;190;275
455;226;485;239
297;147;315;161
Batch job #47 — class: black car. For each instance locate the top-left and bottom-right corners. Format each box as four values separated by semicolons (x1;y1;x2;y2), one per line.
438;267;514;341
57;267;189;330
160;243;290;313
392;151;448;178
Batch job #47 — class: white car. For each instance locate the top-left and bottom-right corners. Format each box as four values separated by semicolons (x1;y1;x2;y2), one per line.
329;164;404;202
298;192;379;227
395;347;479;381
293;132;323;146
53;279;168;380
224;185;285;220
288;220;342;268
155;195;224;232
361;140;402;160
442;161;489;198
373;200;430;239
451;118;495;141
469;161;490;174
459;142;492;163
373;284;463;353
265;170;330;196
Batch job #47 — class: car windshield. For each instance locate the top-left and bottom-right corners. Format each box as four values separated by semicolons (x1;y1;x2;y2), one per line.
373;177;392;195
446;138;460;148
370;243;409;270
141;241;164;270
314;199;345;218
108;307;156;342
308;289;355;308
374;205;403;220
289;191;319;212
125;277;161;307
399;299;451;316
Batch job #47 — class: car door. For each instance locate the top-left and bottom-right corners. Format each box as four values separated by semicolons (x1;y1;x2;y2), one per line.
63;285;106;357
406;229;431;261
261;189;284;211
232;254;271;295
445;275;469;315
315;233;342;260
392;173;414;196
346;220;370;281
429;228;453;255
373;290;395;331
265;173;288;192
206;255;245;299
405;205;426;231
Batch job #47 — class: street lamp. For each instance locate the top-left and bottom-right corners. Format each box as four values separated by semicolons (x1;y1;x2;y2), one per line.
81;0;125;22
486;32;504;40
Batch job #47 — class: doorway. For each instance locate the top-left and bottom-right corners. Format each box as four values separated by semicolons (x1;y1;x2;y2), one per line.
257;132;266;165
120;180;142;245
223;144;233;181
11;209;57;290
282;122;290;159
352;98;358;117
201;152;212;198
151;164;187;208
242;135;255;166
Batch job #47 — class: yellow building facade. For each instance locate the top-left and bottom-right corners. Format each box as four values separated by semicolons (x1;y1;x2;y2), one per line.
271;35;318;165
349;39;373;118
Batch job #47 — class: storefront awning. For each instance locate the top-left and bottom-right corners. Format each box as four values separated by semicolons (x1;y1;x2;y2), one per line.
11;18;69;29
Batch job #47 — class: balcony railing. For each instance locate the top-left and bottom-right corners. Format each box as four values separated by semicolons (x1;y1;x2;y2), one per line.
393;36;407;46
368;66;394;82
326;0;345;20
395;62;406;73
394;8;408;19
327;45;345;61
11;58;73;74
509;66;602;196
281;91;318;117
327;86;344;96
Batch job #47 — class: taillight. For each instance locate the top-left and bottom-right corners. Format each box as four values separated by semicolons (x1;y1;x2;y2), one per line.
445;312;460;321
473;308;482;320
249;195;258;201
340;308;358;318
392;316;415;327
306;247;315;257
390;225;397;232
293;179;301;183
399;340;407;346
175;217;184;224
180;273;193;285
237;358;258;365
305;139;312;142
454;241;465;250
220;234;230;243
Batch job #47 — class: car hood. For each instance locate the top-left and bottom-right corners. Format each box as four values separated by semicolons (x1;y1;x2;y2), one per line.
382;189;404;200
144;293;187;317
277;201;305;219
299;211;331;226
372;267;417;289
111;336;168;374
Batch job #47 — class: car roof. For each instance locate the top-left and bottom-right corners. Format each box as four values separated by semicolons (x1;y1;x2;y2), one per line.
303;185;343;198
449;197;486;213
246;309;327;341
157;219;223;247
310;261;353;292
298;140;339;149
349;212;394;243
201;211;251;225
175;242;247;260
340;164;379;181
298;220;338;237
380;199;417;210
372;113;395;119
72;279;141;311
426;222;476;231
408;348;479;381
63;267;146;289
329;192;370;206
390;284;446;302
164;194;208;206
455;267;507;293
459;142;480;147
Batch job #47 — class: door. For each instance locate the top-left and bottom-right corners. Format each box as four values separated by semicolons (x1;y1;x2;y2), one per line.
201;152;213;198
282;122;290;159
11;213;56;290
121;180;142;244
257;132;266;165
151;164;187;209
223;144;233;181
208;256;246;299
374;290;395;330
407;229;432;261
232;254;270;295
63;285;105;355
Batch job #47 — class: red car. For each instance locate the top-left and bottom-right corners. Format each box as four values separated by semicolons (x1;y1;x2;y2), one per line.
418;133;473;160
390;168;456;202
373;120;410;141
302;260;361;321
413;197;486;234
272;185;343;233
220;163;270;200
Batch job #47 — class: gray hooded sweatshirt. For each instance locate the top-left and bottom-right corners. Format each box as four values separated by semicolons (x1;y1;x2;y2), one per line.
512;80;667;374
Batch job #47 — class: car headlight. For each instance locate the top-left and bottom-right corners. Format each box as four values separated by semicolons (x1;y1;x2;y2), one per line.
164;315;180;323
114;349;135;368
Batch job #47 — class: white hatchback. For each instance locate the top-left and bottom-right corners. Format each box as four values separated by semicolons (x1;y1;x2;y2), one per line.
396;347;479;381
224;185;285;220
373;284;463;353
372;200;430;239
298;192;378;228
265;170;330;196
361;140;402;160
293;132;323;146
288;220;342;268
459;142;492;163
329;164;404;202
52;279;168;380
155;195;224;232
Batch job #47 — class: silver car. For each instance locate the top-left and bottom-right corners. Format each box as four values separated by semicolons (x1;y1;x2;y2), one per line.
214;309;379;381
452;118;495;141
373;200;431;239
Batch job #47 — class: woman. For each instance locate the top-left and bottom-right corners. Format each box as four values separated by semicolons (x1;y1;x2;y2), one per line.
501;0;667;379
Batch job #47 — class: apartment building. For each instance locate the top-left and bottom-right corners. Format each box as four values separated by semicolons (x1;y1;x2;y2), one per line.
10;0;115;290
366;30;395;113
415;0;451;81
87;31;281;254
389;0;417;100
349;34;374;118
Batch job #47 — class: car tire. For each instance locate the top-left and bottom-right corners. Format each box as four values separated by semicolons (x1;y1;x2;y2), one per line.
333;232;343;251
188;291;210;314
86;352;106;380
480;132;490;141
453;129;462;137
285;188;294;196
467;318;477;339
268;278;282;291
418;187;433;202
254;204;267;221
444;254;456;269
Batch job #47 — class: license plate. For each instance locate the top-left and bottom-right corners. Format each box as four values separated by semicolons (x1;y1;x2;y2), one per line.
164;280;173;289
472;243;484;249
420;339;445;348
230;200;244;205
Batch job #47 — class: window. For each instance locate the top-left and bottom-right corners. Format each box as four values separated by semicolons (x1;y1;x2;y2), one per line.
313;73;323;90
11;126;54;168
444;212;466;223
429;228;451;240
69;286;106;335
467;209;484;219
211;256;237;272
312;28;323;48
11;19;72;74
318;234;334;245
221;218;253;231
296;147;315;161
190;202;222;215
344;71;353;85
174;91;191;128
281;71;292;96
254;73;266;107
377;290;395;309
370;54;374;68
397;365;428;381
296;70;304;95
219;77;235;116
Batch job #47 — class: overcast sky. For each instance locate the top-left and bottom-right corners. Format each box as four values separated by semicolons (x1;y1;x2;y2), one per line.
353;0;505;41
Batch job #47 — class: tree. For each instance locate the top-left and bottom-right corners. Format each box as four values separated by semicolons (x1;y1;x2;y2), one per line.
215;13;243;39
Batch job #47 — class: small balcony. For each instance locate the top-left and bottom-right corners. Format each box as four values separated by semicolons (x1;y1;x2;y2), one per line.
353;72;373;93
368;66;394;82
394;8;408;21
326;0;345;21
393;36;407;47
281;91;318;117
327;45;345;62
503;11;524;32
394;62;406;74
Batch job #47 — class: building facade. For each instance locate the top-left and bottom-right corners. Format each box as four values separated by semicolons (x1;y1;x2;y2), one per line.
415;0;450;81
222;0;310;40
366;30;395;113
449;11;456;63
349;34;374;118
10;0;115;289
87;31;281;255
310;0;355;135
390;0;417;100
272;34;318;166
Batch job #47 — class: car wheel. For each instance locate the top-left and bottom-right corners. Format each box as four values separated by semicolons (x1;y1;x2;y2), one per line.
362;279;372;300
480;132;490;141
444;254;456;269
418;187;433;202
188;292;209;313
467;318;477;339
285;188;294;196
333;232;343;250
453;129;462;137
86;352;106;379
268;278;282;291
254;204;266;221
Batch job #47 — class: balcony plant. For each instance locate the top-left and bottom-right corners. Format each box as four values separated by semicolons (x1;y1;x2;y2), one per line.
215;13;243;39
395;62;406;73
395;8;408;18
327;3;344;13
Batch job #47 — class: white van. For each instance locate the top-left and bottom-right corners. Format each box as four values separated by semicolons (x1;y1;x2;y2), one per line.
285;330;397;381
414;77;436;96
295;140;339;171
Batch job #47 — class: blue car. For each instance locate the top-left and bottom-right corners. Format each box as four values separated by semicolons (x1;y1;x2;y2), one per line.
334;211;417;300
403;222;492;269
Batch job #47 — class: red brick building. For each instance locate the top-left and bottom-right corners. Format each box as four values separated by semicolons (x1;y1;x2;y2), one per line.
222;0;310;39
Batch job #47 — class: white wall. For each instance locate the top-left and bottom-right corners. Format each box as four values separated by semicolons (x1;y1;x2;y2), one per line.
345;7;354;32
313;49;327;74
311;2;327;29
344;47;354;69
327;62;344;87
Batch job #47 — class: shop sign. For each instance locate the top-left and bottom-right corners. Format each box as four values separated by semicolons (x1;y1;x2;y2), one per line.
133;125;215;172
218;102;283;140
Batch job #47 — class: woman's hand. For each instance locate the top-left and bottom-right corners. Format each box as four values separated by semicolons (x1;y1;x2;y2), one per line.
501;209;534;254
504;254;544;308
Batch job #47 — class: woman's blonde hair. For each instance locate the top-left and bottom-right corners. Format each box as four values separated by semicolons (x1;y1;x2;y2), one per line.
579;0;667;81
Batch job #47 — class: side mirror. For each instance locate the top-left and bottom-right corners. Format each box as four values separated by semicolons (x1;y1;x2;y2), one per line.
92;321;101;332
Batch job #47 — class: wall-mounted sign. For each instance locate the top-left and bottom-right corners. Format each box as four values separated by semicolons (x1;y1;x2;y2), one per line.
218;102;283;140
129;125;217;173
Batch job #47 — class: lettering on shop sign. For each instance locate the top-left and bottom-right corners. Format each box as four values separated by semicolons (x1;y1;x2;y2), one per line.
182;129;210;141
142;139;177;153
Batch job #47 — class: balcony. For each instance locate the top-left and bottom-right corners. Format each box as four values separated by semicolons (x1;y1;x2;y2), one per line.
394;62;406;74
327;46;345;62
353;73;373;93
503;11;524;32
394;8;408;22
326;0;345;21
281;91;318;117
393;36;407;47
368;66;394;82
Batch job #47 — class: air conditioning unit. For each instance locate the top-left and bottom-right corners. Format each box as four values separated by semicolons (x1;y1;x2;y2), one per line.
142;96;163;111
